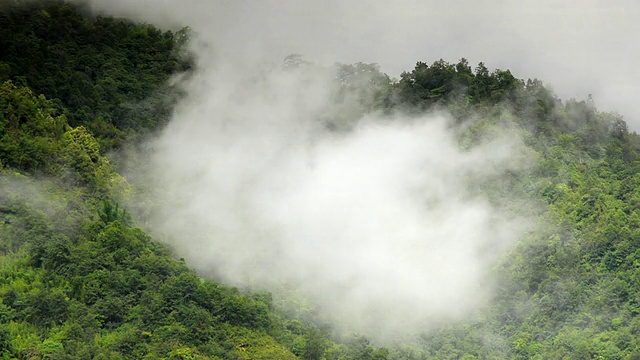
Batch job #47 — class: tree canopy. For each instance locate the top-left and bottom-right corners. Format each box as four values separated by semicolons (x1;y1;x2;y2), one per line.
2;1;640;359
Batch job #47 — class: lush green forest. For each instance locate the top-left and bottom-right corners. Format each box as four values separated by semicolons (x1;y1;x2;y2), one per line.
2;1;640;359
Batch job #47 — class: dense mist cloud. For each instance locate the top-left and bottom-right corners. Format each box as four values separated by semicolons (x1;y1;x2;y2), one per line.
80;0;640;128
69;0;633;337
125;59;531;337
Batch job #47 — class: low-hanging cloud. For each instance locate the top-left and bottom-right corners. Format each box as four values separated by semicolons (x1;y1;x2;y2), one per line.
122;56;532;337
72;0;543;337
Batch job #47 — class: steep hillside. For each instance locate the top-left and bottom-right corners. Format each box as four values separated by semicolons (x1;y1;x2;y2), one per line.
2;1;640;360
0;2;387;359
391;60;640;359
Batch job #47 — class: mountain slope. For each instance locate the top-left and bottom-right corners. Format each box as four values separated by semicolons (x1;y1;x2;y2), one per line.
0;2;385;359
2;1;640;359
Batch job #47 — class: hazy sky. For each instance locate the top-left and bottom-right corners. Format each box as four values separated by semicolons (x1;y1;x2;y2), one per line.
83;0;640;128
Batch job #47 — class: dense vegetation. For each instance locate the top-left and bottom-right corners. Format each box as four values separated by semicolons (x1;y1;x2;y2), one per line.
0;0;189;151
2;1;640;359
0;2;389;359
392;61;640;359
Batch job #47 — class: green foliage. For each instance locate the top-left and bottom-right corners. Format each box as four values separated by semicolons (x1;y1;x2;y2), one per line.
390;59;640;359
0;182;317;358
0;0;189;150
0;80;128;196
4;1;640;359
393;58;524;116
0;3;338;358
0;80;67;171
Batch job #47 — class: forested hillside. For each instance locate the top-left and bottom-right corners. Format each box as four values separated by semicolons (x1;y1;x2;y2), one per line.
0;2;387;359
394;61;640;359
2;1;640;359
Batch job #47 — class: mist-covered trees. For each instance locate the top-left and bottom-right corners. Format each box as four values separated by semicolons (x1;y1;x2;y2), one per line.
0;2;388;359
386;60;640;359
3;0;640;359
